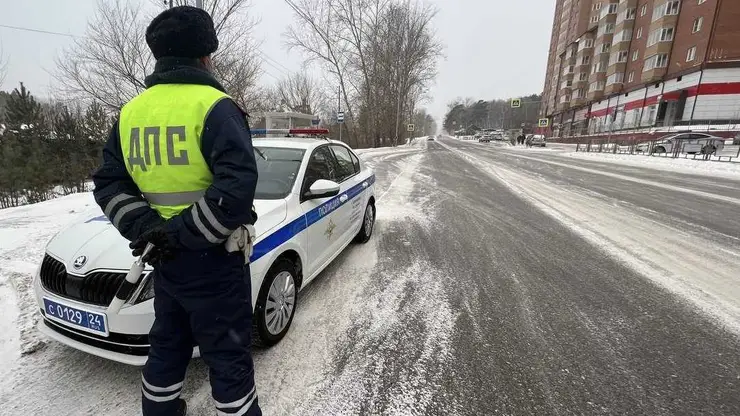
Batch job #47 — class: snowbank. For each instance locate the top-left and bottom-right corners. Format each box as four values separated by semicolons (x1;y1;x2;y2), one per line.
561;151;740;179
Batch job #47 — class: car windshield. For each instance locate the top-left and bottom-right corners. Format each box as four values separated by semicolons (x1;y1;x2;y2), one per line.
254;147;305;200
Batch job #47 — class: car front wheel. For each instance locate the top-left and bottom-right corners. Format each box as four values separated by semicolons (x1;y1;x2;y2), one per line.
252;258;297;347
354;201;375;244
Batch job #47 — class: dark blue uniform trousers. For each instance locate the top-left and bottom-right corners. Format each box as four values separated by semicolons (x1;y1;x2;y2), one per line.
141;247;262;416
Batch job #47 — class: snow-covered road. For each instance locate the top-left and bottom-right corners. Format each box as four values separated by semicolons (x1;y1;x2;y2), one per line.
2;136;740;415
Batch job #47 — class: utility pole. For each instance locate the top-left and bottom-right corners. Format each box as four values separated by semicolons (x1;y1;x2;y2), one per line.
338;85;342;143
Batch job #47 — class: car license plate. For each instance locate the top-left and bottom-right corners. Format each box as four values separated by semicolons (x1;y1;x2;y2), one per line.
43;298;109;337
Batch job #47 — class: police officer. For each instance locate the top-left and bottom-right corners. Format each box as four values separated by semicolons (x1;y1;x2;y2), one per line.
92;6;261;416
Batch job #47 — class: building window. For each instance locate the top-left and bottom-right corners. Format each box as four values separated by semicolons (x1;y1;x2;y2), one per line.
626;8;636;20
579;72;589;81
581;55;591;65
640;4;648;16
585;39;594;48
591;60;608;74
632;50;639;61
609;50;629;65
653;1;681;21
647;27;675;47
599;42;611;53
589;81;605;92
698;0;706;4
591;15;599;23
607;72;625;86
693;17;703;33
593;2;602;11
644;53;669;71
575;88;585;99
686;46;697;62
636;27;643;39
615;29;633;43
628;71;635;83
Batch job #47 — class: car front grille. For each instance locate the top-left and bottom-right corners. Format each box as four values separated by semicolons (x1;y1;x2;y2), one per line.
39;254;129;307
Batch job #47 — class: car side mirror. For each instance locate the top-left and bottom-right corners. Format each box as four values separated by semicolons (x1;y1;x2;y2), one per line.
305;179;340;200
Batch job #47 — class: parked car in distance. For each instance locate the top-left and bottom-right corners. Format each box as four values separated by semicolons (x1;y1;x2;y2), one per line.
636;132;725;154
527;134;547;147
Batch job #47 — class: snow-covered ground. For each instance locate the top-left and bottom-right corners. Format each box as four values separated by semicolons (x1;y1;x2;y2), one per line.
559;151;740;179
440;139;740;335
0;145;432;415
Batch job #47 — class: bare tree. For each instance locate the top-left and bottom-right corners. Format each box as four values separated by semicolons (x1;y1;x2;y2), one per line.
284;0;441;148
274;71;330;116
0;45;8;87
55;0;262;112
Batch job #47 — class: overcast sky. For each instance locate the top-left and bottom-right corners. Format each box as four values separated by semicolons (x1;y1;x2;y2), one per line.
0;0;555;123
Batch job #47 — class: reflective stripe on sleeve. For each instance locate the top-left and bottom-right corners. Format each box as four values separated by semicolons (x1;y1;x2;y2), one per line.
197;198;232;236
143;189;206;206
191;204;226;244
112;201;149;229
103;193;137;219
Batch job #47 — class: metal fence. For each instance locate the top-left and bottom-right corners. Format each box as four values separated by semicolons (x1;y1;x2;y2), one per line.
575;137;740;163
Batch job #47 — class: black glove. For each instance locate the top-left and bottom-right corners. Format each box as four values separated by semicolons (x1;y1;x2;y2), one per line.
129;226;179;265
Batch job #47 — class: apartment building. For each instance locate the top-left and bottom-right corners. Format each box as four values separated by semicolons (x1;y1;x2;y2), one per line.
539;0;740;138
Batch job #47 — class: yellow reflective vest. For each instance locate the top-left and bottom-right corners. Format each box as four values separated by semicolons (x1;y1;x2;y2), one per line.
119;84;230;219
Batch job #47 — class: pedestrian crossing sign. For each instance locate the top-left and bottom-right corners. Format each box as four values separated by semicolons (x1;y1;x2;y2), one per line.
511;98;521;108
538;118;550;127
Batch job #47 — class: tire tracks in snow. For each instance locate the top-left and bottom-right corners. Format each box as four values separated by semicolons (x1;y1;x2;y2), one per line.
439;139;740;336
290;150;457;415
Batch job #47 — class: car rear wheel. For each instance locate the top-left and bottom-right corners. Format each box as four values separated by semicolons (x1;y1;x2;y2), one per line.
653;146;666;154
252;258;297;347
354;201;375;244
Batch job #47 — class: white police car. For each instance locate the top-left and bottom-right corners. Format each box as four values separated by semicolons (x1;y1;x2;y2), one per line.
34;129;376;365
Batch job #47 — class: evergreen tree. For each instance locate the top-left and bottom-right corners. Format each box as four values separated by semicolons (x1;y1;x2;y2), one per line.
5;83;44;129
83;101;110;142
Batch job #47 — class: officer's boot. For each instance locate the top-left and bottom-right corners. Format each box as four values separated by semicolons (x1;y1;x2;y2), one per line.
176;398;187;416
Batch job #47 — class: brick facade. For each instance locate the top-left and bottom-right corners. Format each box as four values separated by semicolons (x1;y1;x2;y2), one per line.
539;0;740;138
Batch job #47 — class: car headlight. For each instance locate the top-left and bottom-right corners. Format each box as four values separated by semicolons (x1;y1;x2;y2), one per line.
131;273;155;304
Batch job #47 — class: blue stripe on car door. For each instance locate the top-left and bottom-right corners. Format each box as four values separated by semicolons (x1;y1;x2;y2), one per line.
250;174;374;262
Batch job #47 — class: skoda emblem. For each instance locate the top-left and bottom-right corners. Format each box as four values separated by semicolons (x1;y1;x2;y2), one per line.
73;255;88;269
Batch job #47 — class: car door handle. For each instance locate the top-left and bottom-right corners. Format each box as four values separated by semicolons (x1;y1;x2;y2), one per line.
339;194;348;203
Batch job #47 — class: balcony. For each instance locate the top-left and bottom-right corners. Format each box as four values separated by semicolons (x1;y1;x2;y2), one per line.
571;88;587;107
612;29;632;46
642;67;667;83
644;28;675;59
588;11;600;30
605;72;625;94
600;2;619;21
571;96;588;107
642;53;668;83
589;64;608;84
652;0;681;24
594;41;612;57
616;0;637;23
562;64;576;77
587;81;605;101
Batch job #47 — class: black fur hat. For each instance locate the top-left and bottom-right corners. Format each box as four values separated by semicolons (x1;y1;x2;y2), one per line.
146;6;218;60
